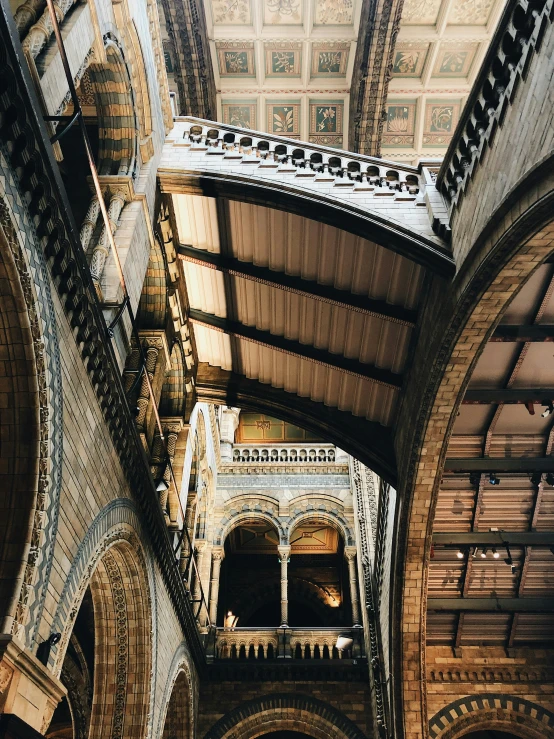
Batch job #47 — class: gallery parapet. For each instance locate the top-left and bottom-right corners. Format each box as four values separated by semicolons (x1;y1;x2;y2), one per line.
223;443;348;468
437;0;553;207
170;116;424;192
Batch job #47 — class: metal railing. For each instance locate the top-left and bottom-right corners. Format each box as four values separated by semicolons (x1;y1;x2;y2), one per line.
39;0;211;631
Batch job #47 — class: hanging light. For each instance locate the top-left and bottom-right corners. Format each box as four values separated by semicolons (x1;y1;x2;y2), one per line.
492;548;500;559
489;473;500;485
456;549;464;559
480;547;488;559
336;634;354;651
541;401;554;418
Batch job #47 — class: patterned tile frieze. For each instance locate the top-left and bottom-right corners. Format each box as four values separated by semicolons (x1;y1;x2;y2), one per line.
216;41;256;77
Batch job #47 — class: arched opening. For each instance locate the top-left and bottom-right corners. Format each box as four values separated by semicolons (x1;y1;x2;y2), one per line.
0;208;42;635
45;587;95;739
161;669;194;739
459;732;525;738
287;518;351;627
217;519;280;627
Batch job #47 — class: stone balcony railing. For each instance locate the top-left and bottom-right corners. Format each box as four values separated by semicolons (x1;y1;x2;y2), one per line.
231;444;342;464
438;0;553;207
213;627;365;662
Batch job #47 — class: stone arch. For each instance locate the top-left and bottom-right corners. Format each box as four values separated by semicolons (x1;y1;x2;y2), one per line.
138;237;168;329
203;693;368;739
0;181;62;644
287;509;353;547
160;342;186;417
428;695;554;739
88;38;137;176
157;644;197;739
396;187;554;734
88;539;152;739
215;511;285;547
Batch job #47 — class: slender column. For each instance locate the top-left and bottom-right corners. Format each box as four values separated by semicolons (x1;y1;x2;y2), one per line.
345;546;361;626
278;545;291;627
79;196;101;252
22;0;76;59
89;189;127;290
136;344;160;431
192;541;207;605
208;547;225;625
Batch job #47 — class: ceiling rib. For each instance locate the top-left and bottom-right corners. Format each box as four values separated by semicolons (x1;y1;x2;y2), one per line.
432;533;554;545
177;244;417;327
491;325;554;341
444;458;554;472
189;308;403;389
427;598;554;612
463;389;554;403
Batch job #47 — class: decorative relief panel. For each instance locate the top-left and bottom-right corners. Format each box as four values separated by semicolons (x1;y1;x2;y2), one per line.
311;42;350;77
422;99;461;146
309;99;343;147
264;0;303;24
382;101;416;147
391;43;429;77
265;42;302;77
267;101;301;137
401;0;442;25
222;100;257;129
216;42;255;77
432;42;478;77
314;0;354;24
211;0;252;24
449;0;494;24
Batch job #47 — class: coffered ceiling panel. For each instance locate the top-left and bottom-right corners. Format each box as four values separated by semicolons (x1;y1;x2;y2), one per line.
201;0;362;148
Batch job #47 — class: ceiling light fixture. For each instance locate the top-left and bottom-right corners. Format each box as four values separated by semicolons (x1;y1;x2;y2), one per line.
456;549;464;559
156;478;169;493
489;473;500;485
530;472;542;485
492;548;500;559
546;473;554;487
541;401;554;418
480;547;488;559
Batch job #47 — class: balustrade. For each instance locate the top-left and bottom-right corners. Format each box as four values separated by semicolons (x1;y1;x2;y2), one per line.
230;445;338;464
174;118;422;195
214;627;364;661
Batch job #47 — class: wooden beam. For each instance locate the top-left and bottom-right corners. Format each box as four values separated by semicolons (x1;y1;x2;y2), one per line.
177;244;417;326
189;308;403;389
444;458;554;472
491;325;554;342
432;532;554;545
463;388;554;403
427;597;554;612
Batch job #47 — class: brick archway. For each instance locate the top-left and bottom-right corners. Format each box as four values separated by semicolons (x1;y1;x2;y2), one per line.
428;695;554;739
203;694;368;739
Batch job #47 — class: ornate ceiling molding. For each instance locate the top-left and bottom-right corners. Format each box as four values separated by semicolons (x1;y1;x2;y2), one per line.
349;0;404;156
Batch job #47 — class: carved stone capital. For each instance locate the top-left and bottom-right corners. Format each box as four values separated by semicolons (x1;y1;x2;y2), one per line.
212;546;225;562
0;635;66;733
278;545;291;560
344;546;357;562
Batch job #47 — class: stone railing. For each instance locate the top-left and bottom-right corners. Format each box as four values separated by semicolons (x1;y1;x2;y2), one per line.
231;444;342;464
214;627;364;661
438;0;553;207
174;117;422;191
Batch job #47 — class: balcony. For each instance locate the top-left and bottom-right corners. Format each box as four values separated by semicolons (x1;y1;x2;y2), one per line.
211;626;364;662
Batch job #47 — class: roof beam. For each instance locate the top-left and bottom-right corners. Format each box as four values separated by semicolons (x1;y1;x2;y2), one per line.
427;598;554;612
194;363;398;485
189;308;403;389
444;457;554;472
432;532;554;546
177;244;417;327
491;325;554;342
463;388;554;404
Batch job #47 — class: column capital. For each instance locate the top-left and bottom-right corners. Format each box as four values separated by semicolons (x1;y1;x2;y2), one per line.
195;540;209;553
344;546;357;561
277;545;291;560
212;546;225;561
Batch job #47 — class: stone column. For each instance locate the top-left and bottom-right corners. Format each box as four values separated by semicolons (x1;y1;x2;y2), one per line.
192;541;208;624
219;407;240;461
278;546;291;627
345;546;361;626
89;189;127;293
208;547;225;626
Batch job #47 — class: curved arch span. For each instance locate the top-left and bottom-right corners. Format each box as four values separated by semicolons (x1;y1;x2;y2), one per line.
203;693;368;739
216;511;284;548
